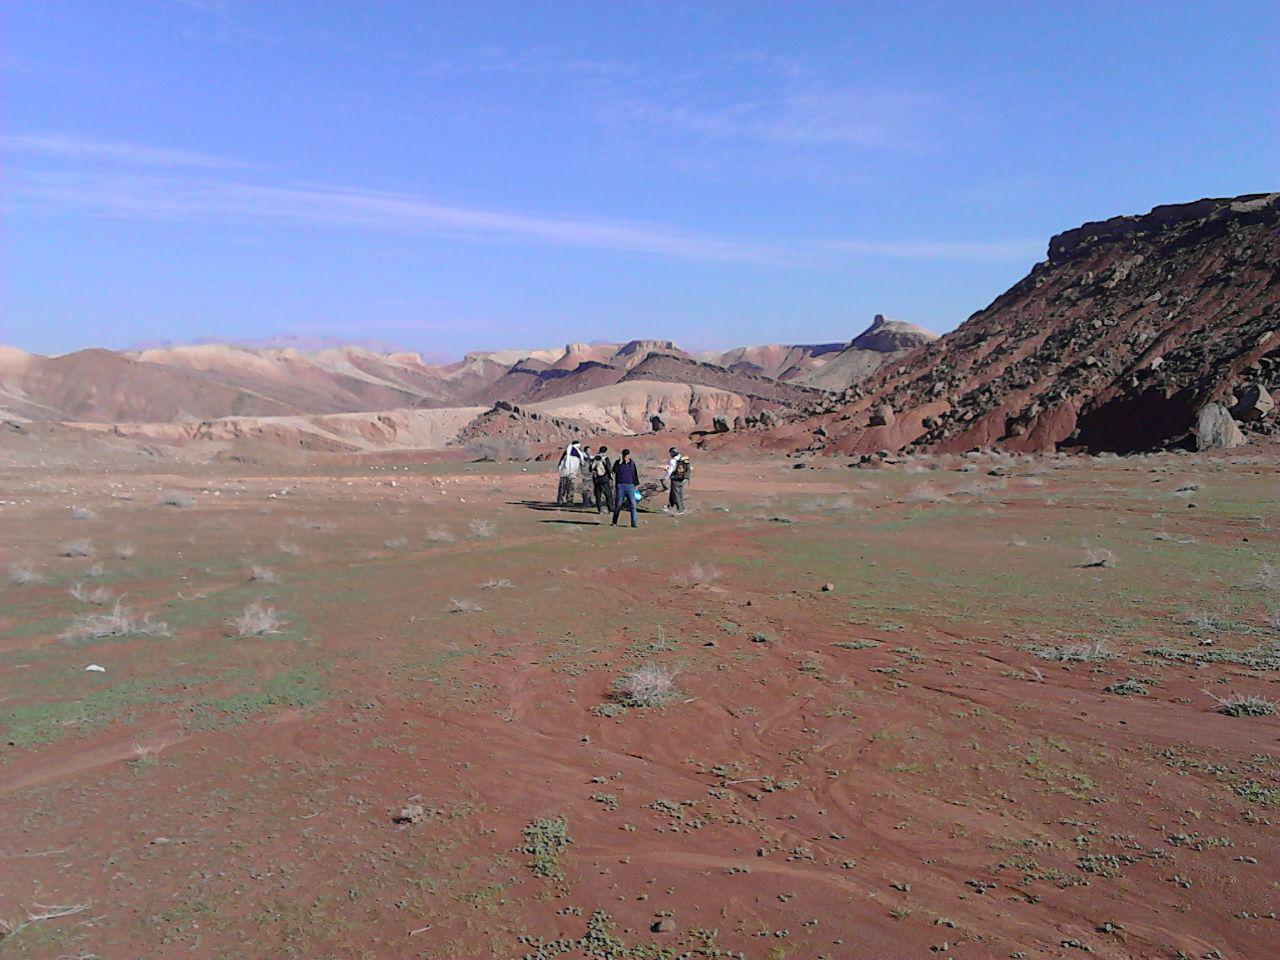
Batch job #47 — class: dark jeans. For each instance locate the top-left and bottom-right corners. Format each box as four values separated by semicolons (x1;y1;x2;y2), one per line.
668;479;686;512
593;479;614;514
612;483;638;527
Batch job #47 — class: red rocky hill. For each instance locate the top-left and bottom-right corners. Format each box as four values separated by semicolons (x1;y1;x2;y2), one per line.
784;193;1279;455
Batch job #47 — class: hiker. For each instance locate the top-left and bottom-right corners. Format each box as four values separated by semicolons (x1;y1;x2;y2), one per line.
664;447;691;515
590;444;615;515
579;445;596;508
611;448;641;527
556;440;585;506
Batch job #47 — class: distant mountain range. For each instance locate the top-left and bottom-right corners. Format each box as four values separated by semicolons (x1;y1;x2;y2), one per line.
0;317;937;435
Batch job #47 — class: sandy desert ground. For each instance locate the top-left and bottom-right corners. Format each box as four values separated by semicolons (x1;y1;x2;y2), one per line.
2;446;1278;960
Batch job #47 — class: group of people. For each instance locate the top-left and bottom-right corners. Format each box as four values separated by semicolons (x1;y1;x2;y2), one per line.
555;440;692;528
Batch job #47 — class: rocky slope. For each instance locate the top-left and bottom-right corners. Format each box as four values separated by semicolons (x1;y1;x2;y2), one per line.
780;193;1279;455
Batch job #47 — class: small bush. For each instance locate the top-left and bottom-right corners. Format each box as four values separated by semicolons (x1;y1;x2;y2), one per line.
70;582;113;605
1104;678;1149;697
906;484;950;504
384;536;410;550
1078;545;1117;568
521;816;571;879
671;561;721;589
424;526;455;543
469;518;496;539
610;663;678;708
157;489;195;508
276;539;302;556
482;578;514;589
1255;562;1280;591
229;600;287;636
8;564;42;586
114;543;137;560
246;563;279;584
1033;641;1114;663
448;596;483;614
60;600;171;644
1209;691;1278;718
59;539;95;558
70;505;97;520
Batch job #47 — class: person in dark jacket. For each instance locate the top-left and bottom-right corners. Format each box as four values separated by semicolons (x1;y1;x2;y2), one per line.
611;449;640;527
590;445;614;515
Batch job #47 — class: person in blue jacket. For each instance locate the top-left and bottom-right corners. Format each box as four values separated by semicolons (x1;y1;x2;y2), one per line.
611;448;641;528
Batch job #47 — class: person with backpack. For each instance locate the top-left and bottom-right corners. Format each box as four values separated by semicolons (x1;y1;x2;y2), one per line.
556;440;585;506
664;447;691;515
611;448;641;527
589;445;614;515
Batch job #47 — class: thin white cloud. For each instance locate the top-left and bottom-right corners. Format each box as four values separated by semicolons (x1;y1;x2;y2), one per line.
6;160;1041;265
1;133;250;170
6;168;794;264
823;238;1045;263
635;83;953;152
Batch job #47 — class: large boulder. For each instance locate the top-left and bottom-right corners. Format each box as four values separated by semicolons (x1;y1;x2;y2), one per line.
758;409;779;428
650;414;665;432
1196;403;1246;450
712;416;731;433
869;404;895;427
1231;383;1274;421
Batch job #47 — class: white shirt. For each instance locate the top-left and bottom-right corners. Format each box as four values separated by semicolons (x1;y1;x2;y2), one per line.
665;455;681;479
558;445;584;478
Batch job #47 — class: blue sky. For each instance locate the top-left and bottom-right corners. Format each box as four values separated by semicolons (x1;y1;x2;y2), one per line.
3;1;1275;358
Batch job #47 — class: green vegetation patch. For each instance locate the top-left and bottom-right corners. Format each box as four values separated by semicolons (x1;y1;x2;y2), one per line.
521;816;571;880
186;666;327;731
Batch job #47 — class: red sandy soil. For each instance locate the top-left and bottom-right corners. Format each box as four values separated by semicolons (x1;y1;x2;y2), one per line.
1;445;1278;959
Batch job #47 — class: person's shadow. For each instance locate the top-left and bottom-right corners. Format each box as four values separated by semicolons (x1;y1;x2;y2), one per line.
509;499;654;517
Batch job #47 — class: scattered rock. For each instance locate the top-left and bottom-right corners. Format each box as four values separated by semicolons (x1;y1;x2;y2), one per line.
821;582;835;592
652;918;676;934
393;804;428;825
1231;383;1274;421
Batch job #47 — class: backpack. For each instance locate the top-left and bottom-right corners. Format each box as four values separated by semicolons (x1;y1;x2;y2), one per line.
591;455;609;478
671;456;690;482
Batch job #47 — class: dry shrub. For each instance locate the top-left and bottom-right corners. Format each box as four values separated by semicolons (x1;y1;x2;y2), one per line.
384;536;410;549
1207;690;1277;718
1255;561;1280;591
157;489;195;508
425;526;455;543
469;518;496;539
61;600;171;644
247;562;279;584
70;582;113;605
70;505;97;520
59;539;94;558
229;600;287;636
8;564;42;586
1033;641;1114;663
1078;545;1117;568
115;543;137;560
448;596;483;614
906;484;950;504
610;663;678;708
671;561;721;589
482;578;514;589
276;539;302;556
